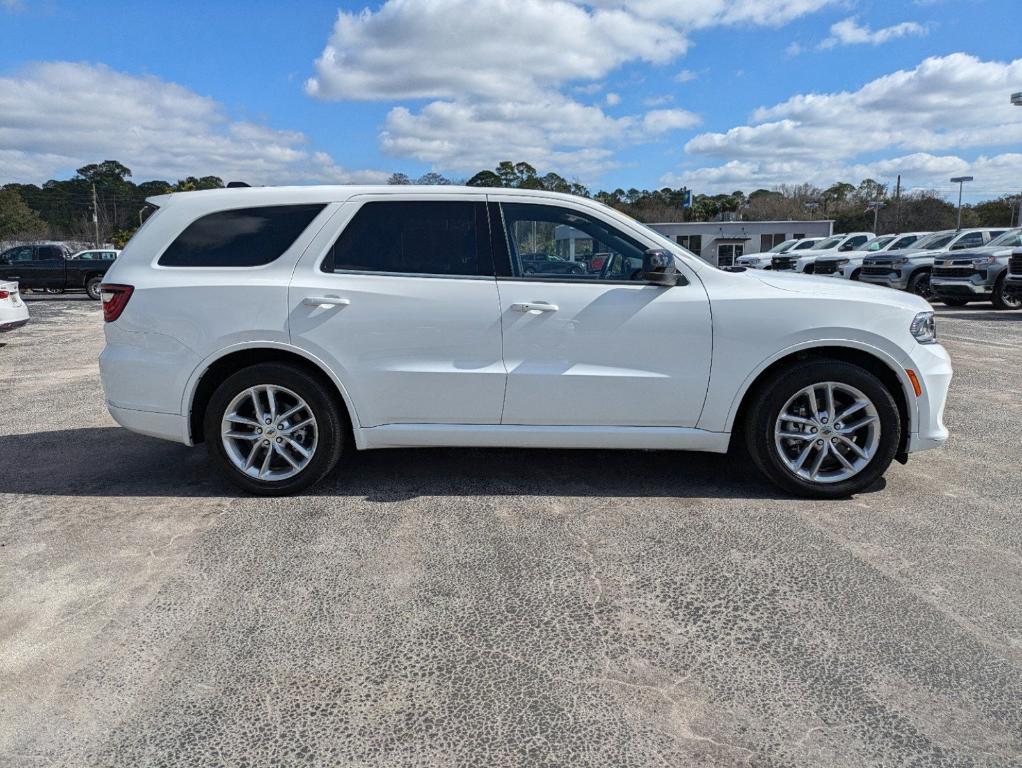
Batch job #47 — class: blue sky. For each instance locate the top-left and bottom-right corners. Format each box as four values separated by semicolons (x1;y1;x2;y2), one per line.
1;0;1020;199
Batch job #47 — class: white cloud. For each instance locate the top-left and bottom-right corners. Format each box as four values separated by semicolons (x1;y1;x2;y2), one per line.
605;92;621;106
380;97;698;176
0;62;387;185
670;53;1022;193
675;69;698;82
820;16;928;49
307;0;837;177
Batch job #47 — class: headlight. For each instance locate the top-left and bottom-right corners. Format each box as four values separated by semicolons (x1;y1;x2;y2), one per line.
835;258;850;266
893;257;911;266
910;311;937;344
972;255;996;267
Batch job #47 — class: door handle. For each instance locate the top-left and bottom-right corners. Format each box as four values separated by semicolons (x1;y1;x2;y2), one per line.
511;301;558;313
303;296;350;308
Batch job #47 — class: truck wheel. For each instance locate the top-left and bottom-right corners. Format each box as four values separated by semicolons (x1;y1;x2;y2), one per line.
940;298;969;307
744;360;901;499
907;271;933;299
85;276;103;300
850;269;861;281
992;276;1022;310
204;363;347;495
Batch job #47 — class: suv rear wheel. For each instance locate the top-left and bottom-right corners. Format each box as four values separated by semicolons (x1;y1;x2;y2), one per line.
907;270;933;299
203;363;346;495
745;360;901;498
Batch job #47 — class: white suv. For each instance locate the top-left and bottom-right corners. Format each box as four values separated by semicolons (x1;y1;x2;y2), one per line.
99;186;951;498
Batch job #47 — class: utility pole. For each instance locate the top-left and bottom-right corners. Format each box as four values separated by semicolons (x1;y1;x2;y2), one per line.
91;183;100;247
894;175;902;232
866;201;884;233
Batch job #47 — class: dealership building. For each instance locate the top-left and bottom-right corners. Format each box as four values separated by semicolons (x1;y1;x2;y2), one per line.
647;220;835;267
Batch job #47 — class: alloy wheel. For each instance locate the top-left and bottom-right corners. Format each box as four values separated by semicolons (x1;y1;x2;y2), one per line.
220;385;318;481
774;381;881;484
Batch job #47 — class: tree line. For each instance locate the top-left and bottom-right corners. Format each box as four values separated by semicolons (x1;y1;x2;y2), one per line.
2;159;1018;248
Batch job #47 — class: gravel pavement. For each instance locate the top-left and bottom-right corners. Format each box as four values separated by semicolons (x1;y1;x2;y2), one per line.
2;296;1020;767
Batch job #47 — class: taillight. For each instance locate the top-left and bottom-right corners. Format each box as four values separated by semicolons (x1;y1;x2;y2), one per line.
100;284;134;322
0;290;9;299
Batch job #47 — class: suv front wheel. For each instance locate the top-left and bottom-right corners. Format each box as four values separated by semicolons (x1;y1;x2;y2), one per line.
745;360;901;498
204;363;346;495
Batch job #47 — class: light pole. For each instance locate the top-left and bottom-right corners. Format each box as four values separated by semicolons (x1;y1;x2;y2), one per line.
866;201;884;233
805;201;820;220
950;176;973;230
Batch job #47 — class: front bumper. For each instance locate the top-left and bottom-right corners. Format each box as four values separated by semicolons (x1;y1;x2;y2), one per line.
931;278;993;297
860;272;909;290
902;342;952;454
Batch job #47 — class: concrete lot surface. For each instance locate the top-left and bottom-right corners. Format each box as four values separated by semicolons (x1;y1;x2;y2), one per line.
2;296;1021;766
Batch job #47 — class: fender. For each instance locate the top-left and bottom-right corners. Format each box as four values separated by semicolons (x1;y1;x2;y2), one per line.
179;340;367;449
718;338;917;435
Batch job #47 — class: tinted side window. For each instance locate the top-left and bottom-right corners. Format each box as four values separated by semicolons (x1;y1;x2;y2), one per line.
159;204;325;267
37;245;65;261
322;201;488;277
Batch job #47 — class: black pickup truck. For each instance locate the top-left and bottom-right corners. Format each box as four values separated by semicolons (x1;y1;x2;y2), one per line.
0;243;117;300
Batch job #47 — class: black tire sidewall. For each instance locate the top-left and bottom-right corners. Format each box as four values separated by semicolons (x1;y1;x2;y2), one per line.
86;277;102;300
745;360;901;498
203;363;346;495
992;276;1021;310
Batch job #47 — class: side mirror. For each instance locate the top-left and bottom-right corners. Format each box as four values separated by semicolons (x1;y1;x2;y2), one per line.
642;249;683;286
949;242;969;251
839;243;854;251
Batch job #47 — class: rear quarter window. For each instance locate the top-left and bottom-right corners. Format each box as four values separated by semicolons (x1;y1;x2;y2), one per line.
158;204;325;267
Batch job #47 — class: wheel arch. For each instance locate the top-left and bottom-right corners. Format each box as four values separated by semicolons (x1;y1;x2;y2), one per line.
726;343;914;458
183;343;361;447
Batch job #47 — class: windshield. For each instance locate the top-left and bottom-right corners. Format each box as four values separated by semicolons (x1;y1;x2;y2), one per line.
863;236;895;251
792;239;819;250
768;239;797;253
988;229;1022;248
890;235;923;250
911;232;954;250
811;236;843;250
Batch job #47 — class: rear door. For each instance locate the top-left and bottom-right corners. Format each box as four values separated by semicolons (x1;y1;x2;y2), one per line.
288;194;506;427
34;245;68;288
0;247;34;283
490;197;712;428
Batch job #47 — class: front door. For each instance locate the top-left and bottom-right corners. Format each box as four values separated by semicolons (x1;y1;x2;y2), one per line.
288;196;506;427
0;246;39;286
491;199;712;428
717;243;743;267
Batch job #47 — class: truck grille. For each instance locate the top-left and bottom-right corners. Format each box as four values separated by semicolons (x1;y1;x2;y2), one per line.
771;256;795;270
1010;254;1022;276
814;261;839;275
933;266;980;278
862;264;893;276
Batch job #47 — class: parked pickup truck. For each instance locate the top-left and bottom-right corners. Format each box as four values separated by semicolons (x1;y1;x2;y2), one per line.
0;242;117;299
930;228;1022;309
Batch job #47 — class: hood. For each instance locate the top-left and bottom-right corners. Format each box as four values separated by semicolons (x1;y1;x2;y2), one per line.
864;247;942;263
754;269;932;310
933;245;1006;261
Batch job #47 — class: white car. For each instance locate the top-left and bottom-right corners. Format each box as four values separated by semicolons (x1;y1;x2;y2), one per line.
736;238;801;269
739;237;826;269
773;232;875;274
0;280;29;332
98;186;951;498
70;248;121;261
814;233;930;280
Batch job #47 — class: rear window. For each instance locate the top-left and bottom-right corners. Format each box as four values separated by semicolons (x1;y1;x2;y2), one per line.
159;204;325;267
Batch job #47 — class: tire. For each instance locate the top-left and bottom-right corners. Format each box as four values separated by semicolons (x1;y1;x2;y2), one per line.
203;363;346;495
940;297;969;307
992;276;1022;311
850;269;861;281
907;270;933;299
744;360;901;499
85;276;103;300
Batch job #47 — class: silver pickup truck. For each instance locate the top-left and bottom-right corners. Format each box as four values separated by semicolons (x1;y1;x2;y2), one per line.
859;228;1006;298
930;229;1022;309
